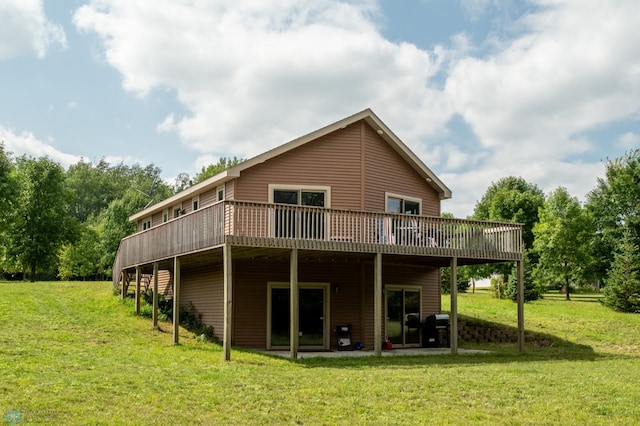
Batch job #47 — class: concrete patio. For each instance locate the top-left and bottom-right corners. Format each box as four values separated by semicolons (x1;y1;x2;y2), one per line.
263;347;490;359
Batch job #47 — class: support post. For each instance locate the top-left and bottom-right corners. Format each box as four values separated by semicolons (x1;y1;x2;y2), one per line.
374;252;382;356
121;270;126;300
152;262;159;328
290;248;299;360
517;259;525;352
172;257;181;345
223;244;233;361
135;267;141;316
450;257;458;354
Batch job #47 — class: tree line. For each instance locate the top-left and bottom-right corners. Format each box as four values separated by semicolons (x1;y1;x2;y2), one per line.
1;142;638;312
0;142;240;282
447;149;640;313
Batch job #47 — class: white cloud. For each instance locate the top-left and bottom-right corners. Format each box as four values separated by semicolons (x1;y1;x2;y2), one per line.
0;126;81;167
618;132;640;149
73;0;451;160
440;0;640;215
0;0;66;59
72;0;640;217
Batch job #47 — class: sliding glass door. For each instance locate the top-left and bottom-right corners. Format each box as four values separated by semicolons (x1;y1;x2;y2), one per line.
386;286;421;347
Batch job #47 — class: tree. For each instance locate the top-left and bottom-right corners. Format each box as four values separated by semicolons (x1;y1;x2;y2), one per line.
505;251;542;302
6;156;75;281
192;157;244;185
532;187;593;300
602;230;640;313
586;149;640;283
473;176;545;250
0;143;16;275
96;190;149;275
58;225;101;280
471;177;545;293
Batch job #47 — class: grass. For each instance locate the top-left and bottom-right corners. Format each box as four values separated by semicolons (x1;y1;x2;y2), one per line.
0;282;638;425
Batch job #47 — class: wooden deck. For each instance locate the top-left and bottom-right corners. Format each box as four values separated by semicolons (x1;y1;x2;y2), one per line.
113;200;523;285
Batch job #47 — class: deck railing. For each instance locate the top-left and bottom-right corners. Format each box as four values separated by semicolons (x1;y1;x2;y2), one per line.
114;200;523;284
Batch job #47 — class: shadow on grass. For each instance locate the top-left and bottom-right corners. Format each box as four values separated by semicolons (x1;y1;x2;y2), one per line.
237;316;610;369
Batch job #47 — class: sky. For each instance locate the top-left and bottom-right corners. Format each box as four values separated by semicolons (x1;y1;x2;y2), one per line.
1;0;639;217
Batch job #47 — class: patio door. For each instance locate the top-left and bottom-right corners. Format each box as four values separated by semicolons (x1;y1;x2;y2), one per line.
267;283;330;350
386;286;421;347
273;189;326;239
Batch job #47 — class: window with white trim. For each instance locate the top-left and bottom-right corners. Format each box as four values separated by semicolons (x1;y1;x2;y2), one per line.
162;209;169;223
269;185;330;239
142;217;152;231
217;184;225;202
192;196;199;211
173;203;183;218
385;193;421;215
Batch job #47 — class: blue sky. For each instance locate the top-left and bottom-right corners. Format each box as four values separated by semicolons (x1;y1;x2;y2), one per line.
1;0;639;217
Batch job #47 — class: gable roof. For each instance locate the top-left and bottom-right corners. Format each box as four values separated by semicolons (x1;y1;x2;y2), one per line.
130;108;451;222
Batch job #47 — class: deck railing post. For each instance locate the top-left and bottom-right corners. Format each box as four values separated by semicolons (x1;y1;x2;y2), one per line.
172;256;181;345
290;248;299;360
135;266;141;315
450;257;458;354
374;252;382;356
223;243;233;361
152;262;159;328
517;259;525;352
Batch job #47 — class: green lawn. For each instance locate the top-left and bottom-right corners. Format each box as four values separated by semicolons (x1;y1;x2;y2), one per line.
1;282;639;425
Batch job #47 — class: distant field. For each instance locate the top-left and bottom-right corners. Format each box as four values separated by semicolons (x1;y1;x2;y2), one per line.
1;281;638;425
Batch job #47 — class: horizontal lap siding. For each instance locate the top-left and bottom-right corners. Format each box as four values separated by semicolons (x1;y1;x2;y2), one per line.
178;265;224;340
231;258;439;350
233;261;289;348
233;259;364;349
157;269;172;298
200;189;217;207
363;125;440;216
235;125;362;208
383;264;441;320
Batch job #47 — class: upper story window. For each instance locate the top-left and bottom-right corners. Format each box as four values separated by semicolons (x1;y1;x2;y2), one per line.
173;203;183;219
192;196;200;211
217;184;225;202
386;193;421;215
162;209;169;223
142;217;152;231
269;185;331;239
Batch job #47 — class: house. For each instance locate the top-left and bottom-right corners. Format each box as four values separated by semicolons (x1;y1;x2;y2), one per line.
113;109;525;360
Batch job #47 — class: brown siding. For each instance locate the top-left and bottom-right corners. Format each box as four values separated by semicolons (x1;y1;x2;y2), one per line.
231;257;440;350
179;265;224;339
225;180;235;200
363;125;440;216
157;269;172;298
233;120;440;216
200;188;217;208
235;124;363;208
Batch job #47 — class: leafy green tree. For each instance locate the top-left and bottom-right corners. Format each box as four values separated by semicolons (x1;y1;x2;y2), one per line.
602;230;640;313
532;187;593;300
473;176;545;250
58;225;101;280
192;157;244;185
586;149;640;283
96;190;149;275
471;177;545;292
441;265;471;294
0;143;16;275
6;156;75;281
505;251;542;302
